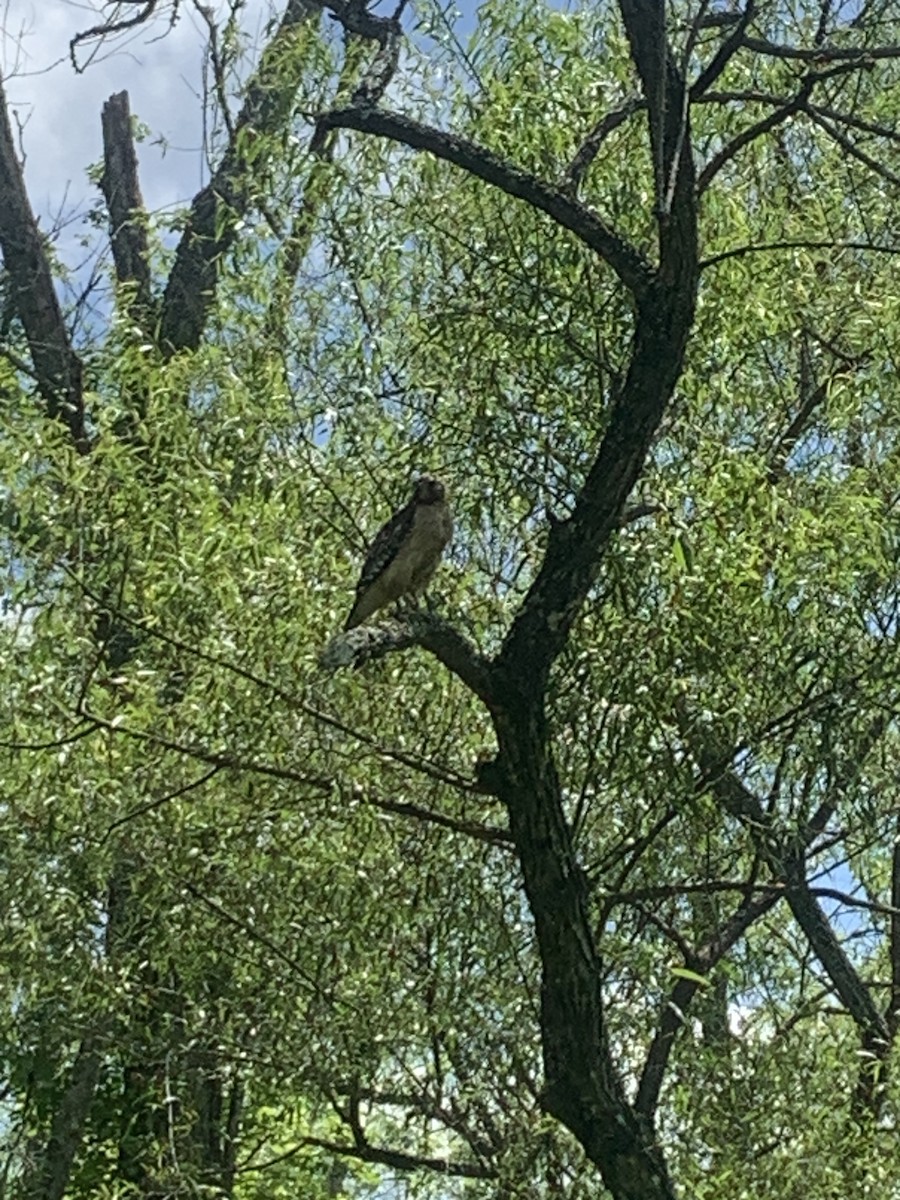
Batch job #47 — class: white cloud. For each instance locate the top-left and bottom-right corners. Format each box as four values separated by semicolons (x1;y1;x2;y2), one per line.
1;1;269;226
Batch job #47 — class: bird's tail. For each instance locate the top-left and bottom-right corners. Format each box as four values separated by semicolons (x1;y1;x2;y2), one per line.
343;605;361;632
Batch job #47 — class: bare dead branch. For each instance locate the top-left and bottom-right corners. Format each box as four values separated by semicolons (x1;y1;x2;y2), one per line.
102;765;222;841
70;2;162;72
100;92;154;323
0;74;88;450
63;567;483;793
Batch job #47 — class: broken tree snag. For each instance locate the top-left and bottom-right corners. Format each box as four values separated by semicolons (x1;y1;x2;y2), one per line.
101;91;153;324
0;74;88;452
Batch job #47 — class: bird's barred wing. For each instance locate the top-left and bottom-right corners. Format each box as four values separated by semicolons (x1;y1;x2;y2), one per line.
353;500;416;599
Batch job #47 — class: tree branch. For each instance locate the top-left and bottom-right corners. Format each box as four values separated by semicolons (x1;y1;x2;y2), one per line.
806;106;900;188
740;34;900;62
702;758;891;1053
0;73;87;451
697;78;813;193
293;1134;492;1179
21;1039;102;1200
159;0;322;355
635;886;778;1118
320;612;496;706
100;88;154;416
888;812;900;1034
100;92;153;319
315;105;653;298
562;97;645;197
691;0;756;98
700;238;900;269
349;786;513;848
70;2;161;71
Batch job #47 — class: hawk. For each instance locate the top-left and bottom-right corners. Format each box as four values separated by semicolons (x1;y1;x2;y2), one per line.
344;476;452;631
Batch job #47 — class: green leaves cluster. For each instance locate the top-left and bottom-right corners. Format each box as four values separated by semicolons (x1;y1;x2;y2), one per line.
3;0;900;1196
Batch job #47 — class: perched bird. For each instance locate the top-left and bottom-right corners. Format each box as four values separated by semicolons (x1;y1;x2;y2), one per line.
345;476;452;631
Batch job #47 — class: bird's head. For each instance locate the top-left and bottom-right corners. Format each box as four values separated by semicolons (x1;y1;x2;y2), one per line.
413;476;446;505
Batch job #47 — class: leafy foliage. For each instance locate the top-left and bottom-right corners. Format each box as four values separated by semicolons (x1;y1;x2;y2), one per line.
2;1;900;1197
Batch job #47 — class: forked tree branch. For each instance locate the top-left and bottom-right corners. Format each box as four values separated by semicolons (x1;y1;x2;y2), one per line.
636;886;779;1118
320;612;496;706
697;78;813;193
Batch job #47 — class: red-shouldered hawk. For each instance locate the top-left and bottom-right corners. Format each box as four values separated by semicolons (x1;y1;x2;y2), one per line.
344;476;452;631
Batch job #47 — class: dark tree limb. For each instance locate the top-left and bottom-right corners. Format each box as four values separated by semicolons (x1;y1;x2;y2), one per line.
697;78;813;193
740;34;900;62
619;0;669;214
100;92;155;343
690;0;756;98
349;785;513;848
70;2;162;71
766;377;830;484
320;612;496;706
700;237;900;270
159;0;323;355
274;1134;493;1179
806;107;900;188
635;887;780;1119
21;1040;102;1200
81;706;334;792
701;755;892;1057
888;812;900;1035
562;97;645;197
315;106;654;298
467;11;698;1196
0;74;87;451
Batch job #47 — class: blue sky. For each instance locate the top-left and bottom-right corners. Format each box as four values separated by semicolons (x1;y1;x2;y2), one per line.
2;1;274;234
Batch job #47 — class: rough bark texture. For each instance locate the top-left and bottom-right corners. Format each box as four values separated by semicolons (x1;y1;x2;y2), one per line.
0;74;87;450
100;91;153;320
327;4;699;1195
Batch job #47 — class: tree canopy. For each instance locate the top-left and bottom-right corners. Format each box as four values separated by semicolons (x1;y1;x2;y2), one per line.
2;1;900;1198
